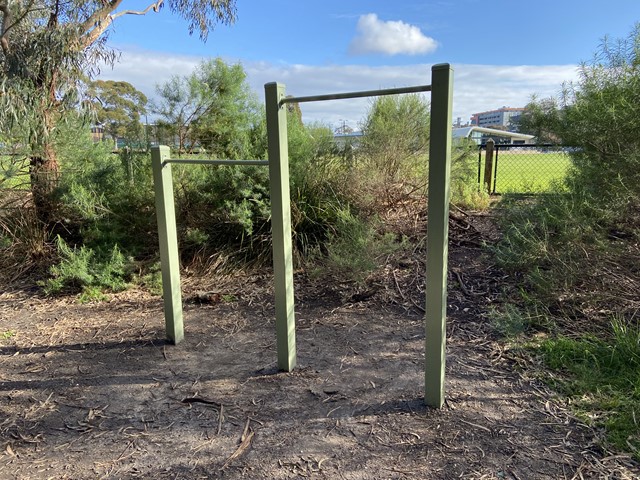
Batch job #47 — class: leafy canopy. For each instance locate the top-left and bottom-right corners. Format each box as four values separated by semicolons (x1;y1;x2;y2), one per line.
154;57;260;157
0;1;237;147
87;80;148;144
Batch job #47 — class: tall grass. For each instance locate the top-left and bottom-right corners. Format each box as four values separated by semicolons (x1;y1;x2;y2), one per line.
538;317;640;456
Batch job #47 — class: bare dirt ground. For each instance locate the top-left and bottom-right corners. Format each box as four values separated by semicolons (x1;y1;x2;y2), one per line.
1;214;638;479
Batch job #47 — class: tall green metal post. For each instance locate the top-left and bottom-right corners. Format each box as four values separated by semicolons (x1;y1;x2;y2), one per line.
264;82;297;372
425;64;454;408
151;146;184;344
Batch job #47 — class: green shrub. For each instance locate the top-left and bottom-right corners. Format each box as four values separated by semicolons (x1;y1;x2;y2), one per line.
494;24;640;459
309;206;402;282
55;119;158;261
42;236;129;297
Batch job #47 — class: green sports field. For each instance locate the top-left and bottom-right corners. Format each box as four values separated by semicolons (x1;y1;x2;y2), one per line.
478;150;572;193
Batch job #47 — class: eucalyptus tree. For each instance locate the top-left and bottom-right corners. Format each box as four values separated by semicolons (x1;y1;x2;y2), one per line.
0;0;237;223
87;80;148;149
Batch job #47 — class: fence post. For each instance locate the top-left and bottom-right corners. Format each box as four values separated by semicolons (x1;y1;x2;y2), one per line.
265;82;297;372
484;138;495;194
151;146;184;344
425;63;453;408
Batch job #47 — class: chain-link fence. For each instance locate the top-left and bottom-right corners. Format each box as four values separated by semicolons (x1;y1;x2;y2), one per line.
477;143;573;194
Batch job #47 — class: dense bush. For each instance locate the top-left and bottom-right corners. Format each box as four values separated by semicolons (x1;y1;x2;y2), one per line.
498;25;640;316
495;25;640;456
1;58;483;292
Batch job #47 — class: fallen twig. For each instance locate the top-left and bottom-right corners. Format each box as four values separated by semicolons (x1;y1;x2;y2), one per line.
221;429;254;469
181;396;222;407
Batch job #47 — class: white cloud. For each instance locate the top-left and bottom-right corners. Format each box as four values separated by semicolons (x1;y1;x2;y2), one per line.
349;13;438;56
98;47;200;98
99;47;579;130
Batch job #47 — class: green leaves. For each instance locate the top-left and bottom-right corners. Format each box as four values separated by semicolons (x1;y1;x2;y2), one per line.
153;58;260;157
522;24;640;208
494;24;640;459
164;0;237;41
361;93;430;177
42;236;129;297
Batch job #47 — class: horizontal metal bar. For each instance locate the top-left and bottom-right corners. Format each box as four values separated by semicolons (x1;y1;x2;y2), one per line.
494;144;560;149
281;84;432;105
164;159;268;166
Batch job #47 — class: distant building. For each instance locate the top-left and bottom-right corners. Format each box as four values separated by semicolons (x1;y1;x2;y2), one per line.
333;131;363;148
470;107;525;131
90;125;104;143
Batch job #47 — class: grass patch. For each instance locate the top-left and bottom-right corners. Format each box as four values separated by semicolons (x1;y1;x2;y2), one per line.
493;189;640;458
1;330;16;340
536;318;640;457
479;150;571;193
489;303;553;338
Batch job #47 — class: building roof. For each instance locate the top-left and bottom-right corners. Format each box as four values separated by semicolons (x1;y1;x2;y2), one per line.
452;126;534;141
471;107;526;116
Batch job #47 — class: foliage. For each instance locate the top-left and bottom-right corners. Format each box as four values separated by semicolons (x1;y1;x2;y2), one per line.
41;236;129;299
54;117;158;260
493;24;640;457
358;94;430;207
521;25;640;213
313;208;402;282
174;162;271;248
496;24;640;307
537;317;640;457
0;0;237;223
286;114;347;255
190;59;261;158
449;139;490;209
1;330;15;340
361;94;430;171
154;58;260;156
154;75;202;153
517;97;563;143
3;55;487;295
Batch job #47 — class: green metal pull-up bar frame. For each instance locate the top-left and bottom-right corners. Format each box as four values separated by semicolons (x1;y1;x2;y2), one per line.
151;82;297;373
151;63;453;408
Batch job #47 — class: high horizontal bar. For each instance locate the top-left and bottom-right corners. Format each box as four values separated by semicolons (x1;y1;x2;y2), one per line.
163;159;268;167
281;84;432;105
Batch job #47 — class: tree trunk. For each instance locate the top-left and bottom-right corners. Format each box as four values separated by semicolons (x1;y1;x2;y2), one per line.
29;70;61;226
29;137;60;226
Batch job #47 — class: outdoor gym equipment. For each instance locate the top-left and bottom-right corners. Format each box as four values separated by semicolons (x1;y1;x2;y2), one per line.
151;63;453;408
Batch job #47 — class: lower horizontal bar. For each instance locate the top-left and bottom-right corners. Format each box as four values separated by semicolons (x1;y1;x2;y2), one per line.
164;159;269;167
282;84;432;105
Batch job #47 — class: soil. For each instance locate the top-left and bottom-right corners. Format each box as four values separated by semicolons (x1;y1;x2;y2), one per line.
1;213;638;479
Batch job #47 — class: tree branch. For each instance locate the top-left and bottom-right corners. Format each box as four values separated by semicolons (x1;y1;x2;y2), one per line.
110;1;164;21
79;0;123;47
1;0;41;46
47;0;60;28
0;0;12;54
80;0;164;48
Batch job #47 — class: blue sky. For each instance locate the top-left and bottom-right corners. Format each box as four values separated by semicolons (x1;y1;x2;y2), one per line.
100;1;640;128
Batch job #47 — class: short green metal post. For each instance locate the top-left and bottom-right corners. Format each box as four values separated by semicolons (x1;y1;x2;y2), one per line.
151;146;184;344
425;64;454;408
265;82;297;371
